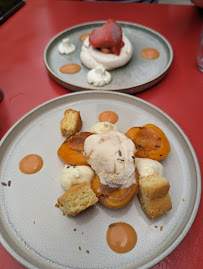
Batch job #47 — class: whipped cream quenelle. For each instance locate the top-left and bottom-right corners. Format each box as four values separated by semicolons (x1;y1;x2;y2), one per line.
89;122;119;134
61;165;94;190
84;131;136;188
87;64;111;87
135;158;164;178
58;38;76;55
80;35;133;71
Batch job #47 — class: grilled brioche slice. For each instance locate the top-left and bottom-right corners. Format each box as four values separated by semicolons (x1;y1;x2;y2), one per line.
61;109;82;137
57;182;98;216
138;174;172;220
138;174;170;200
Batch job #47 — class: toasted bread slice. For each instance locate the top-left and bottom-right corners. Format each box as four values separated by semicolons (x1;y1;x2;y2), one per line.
61;109;82;137
138;174;170;199
138;174;172;219
57;182;98;216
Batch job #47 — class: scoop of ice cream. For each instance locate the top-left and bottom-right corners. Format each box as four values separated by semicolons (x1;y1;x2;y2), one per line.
84;131;136;188
58;38;76;55
61;165;94;190
89;122;119;134
87;64;111;87
135;157;164;178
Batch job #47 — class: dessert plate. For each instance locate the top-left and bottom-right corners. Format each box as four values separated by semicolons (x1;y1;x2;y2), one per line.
0;91;201;269
44;21;173;94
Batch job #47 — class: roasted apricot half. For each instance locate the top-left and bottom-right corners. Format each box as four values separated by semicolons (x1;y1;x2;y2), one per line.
91;174;138;209
125;124;170;161
91;174;102;196
57;132;92;165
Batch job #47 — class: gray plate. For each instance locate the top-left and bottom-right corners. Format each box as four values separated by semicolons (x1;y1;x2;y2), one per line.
44;21;173;94
0;91;201;269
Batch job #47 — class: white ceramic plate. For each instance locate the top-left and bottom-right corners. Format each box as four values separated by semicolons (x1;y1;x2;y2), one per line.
0;91;201;269
44;21;173;94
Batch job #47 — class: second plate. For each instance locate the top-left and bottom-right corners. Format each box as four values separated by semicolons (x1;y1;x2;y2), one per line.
44;21;173;94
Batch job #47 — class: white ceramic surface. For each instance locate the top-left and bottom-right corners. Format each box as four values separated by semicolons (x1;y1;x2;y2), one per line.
0;91;201;269
44;21;173;94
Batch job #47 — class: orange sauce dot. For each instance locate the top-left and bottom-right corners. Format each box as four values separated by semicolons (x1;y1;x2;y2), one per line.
99;111;118;124
19;154;43;174
79;33;90;42
60;63;81;74
106;222;137;253
140;48;160;60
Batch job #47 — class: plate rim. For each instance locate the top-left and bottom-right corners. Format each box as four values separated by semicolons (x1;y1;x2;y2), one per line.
43;21;174;94
0;91;201;269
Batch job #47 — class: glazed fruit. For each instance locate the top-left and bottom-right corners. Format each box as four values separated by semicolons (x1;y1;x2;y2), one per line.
89;18;124;55
125;124;170;161
57;132;92;166
91;174;102;196
91;174;138;209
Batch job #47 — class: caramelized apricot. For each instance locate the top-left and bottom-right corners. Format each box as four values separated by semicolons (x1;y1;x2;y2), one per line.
125;124;170;161
99;183;138;209
91;174;102;196
91;173;138;209
57;132;92;165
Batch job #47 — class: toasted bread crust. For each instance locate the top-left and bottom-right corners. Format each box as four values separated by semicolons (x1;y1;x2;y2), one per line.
139;192;172;220
61;109;82;137
138;174;172;219
57;182;98;216
138;174;170;199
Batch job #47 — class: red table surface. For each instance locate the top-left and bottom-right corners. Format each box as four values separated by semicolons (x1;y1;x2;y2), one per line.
0;0;203;268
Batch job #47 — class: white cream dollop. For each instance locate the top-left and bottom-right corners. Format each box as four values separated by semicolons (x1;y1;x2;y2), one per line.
84;131;136;188
80;34;133;71
58;38;76;55
60;165;94;190
135;158;164;178
89;122;119;134
87;64;111;87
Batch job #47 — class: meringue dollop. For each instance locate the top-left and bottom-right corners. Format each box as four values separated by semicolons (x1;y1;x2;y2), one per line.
135;158;164;178
80;34;133;71
87;64;111;87
58;38;76;55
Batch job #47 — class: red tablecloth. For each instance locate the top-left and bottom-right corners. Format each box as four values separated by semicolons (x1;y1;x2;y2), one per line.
0;0;203;268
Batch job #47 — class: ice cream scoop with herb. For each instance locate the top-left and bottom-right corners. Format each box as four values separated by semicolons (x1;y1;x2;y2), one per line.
84;131;136;188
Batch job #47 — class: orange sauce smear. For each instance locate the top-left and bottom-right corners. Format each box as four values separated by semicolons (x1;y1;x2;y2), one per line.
106;222;137;253
140;48;160;60
19;154;43;174
60;63;81;74
79;33;90;42
99;111;118;124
